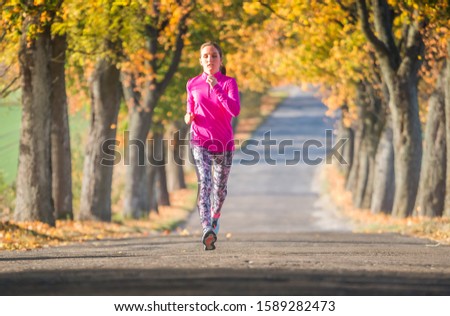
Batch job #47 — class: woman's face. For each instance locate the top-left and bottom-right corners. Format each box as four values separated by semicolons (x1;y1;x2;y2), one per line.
200;45;221;75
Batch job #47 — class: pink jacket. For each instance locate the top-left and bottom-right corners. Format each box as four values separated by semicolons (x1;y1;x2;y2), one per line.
186;72;240;152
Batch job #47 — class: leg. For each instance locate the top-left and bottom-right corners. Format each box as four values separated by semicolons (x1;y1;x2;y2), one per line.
191;145;213;230
211;151;234;221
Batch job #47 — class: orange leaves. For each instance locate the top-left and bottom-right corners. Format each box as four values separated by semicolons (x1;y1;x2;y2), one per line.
0;170;198;251
325;164;450;245
121;49;156;82
0;221;61;251
0;215;147;251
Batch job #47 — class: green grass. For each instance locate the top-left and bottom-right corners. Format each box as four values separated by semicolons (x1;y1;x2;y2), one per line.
0;94;89;185
239;90;264;119
0;96;21;184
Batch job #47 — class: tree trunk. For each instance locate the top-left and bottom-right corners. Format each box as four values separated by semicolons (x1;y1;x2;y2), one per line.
121;4;191;218
155;130;170;206
371;116;395;214
147;137;159;215
336;105;354;182
444;40;450;218
388;75;422;217
146;129;170;210
166;121;187;192
353;148;373;209
50;34;73;220
123;106;153;218
183;131;196;173
351;82;384;209
415;74;446;217
357;0;424;217
14;18;55;225
157;163;170;206
345;120;362;193
79;58;122;221
350;125;368;208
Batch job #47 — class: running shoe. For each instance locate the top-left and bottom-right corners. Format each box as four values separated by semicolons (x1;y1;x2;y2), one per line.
202;228;217;251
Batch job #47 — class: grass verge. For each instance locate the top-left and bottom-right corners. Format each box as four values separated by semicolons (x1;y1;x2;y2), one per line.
0;172;197;251
324;164;450;245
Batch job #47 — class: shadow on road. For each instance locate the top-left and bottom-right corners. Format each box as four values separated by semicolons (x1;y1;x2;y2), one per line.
2;267;450;295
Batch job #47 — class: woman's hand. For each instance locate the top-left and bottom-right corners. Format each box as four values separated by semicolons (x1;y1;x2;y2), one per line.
206;75;217;88
184;112;195;125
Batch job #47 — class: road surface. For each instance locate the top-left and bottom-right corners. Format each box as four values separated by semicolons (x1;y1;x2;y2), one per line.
1;88;450;295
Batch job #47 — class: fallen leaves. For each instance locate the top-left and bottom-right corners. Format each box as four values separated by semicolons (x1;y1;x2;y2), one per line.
0;182;197;252
325;164;450;245
0;219;143;251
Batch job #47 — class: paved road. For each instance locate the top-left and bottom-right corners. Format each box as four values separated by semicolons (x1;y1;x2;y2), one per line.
185;87;350;234
1;232;450;295
1;88;450;295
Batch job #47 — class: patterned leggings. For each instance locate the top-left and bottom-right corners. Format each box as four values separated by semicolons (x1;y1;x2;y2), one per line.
191;145;234;230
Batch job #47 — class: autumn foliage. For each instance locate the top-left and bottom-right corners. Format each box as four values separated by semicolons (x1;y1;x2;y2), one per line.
1;0;450;249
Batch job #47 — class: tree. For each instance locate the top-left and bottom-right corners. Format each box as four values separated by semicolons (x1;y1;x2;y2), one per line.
50;33;73;220
15;4;54;224
79;54;122;221
153;67;194;193
247;1;391;211
1;1;72;224
165;121;188;192
346;80;384;209
445;39;450;217
0;4;20;99
13;1;69;225
371;115;395;214
415;68;446;217
357;0;424;217
121;0;195;219
62;0;126;221
414;11;449;217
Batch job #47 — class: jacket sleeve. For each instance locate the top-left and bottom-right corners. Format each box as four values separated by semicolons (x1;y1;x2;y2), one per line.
186;79;194;114
212;78;240;117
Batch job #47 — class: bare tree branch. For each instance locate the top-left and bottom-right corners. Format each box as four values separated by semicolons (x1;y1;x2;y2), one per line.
157;1;195;94
0;76;19;98
356;0;390;57
335;0;358;25
371;0;399;63
399;19;425;77
397;23;410;55
258;1;292;22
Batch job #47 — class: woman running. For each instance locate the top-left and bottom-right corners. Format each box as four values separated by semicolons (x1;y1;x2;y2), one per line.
185;41;240;250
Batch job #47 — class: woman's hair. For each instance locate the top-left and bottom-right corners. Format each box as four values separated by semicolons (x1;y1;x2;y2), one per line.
200;41;226;75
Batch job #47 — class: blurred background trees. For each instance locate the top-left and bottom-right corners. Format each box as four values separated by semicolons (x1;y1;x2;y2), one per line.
0;0;449;225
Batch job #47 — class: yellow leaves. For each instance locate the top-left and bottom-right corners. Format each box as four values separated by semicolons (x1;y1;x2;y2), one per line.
0;221;58;251
325;164;450;245
242;1;262;15
0;219;141;251
3;232;12;241
52;21;66;36
113;0;130;6
321;83;354;113
39;11;51;24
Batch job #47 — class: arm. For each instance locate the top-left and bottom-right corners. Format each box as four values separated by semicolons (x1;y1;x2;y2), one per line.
185;80;195;124
212;78;240;117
